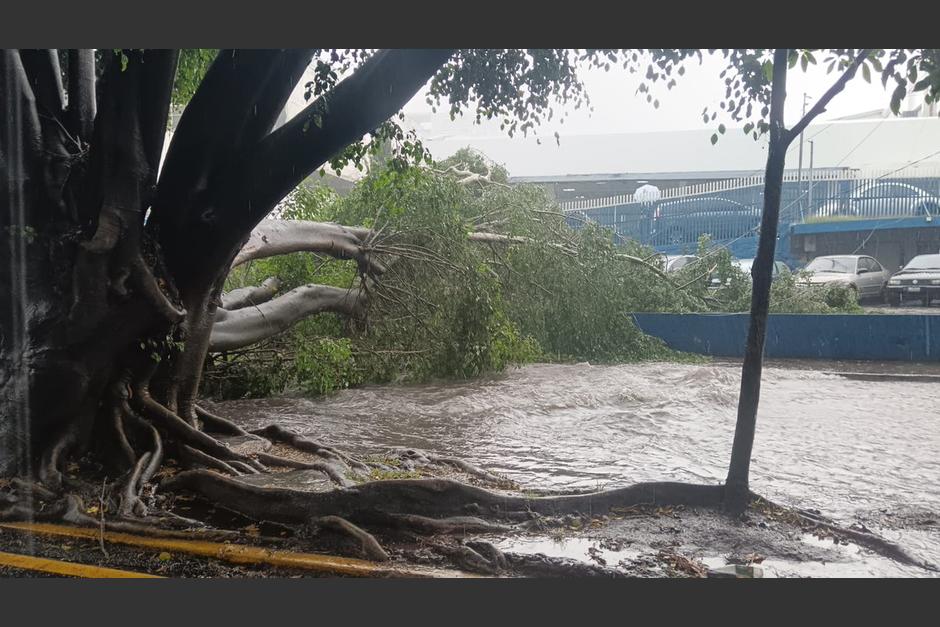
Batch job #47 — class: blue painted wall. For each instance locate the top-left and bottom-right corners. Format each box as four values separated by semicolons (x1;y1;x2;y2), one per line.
631;313;938;361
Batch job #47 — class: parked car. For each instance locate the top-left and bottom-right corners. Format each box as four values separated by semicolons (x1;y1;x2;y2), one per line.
708;258;789;289
798;254;889;301
815;182;940;219
885;253;940;306
650;197;761;246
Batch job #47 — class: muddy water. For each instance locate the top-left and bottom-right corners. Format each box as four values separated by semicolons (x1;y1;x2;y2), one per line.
217;361;940;563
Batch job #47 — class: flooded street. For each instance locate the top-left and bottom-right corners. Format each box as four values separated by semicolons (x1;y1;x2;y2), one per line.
216;360;940;568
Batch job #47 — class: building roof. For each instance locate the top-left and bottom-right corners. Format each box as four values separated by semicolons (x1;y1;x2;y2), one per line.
420;116;940;180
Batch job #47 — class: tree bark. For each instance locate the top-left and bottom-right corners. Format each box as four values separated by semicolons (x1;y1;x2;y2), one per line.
724;50;790;514
65;49;96;143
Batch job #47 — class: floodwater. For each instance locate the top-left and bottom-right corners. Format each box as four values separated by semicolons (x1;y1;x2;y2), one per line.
217;360;940;569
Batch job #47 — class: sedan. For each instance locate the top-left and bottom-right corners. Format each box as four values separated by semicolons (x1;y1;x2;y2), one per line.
799;255;889;301
885;254;940;306
815;182;940;220
651;197;761;246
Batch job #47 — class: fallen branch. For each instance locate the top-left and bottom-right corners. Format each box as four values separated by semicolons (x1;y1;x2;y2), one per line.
221;277;282;310
233;220;383;276
210;284;365;352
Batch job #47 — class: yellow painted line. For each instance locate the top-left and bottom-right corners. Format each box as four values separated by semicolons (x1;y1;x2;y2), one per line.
0;522;479;578
0;550;161;578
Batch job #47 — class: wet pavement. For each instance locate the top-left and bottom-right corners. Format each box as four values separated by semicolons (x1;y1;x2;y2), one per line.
214;360;940;572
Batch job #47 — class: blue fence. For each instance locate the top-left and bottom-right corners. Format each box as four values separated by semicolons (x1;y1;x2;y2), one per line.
631;312;939;361
563;170;940;266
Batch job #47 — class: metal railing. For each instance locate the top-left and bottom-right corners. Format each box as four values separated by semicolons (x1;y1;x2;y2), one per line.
560;165;940;259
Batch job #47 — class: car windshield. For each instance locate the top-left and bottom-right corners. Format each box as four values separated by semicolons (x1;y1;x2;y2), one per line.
901;254;940;271
805;257;855;274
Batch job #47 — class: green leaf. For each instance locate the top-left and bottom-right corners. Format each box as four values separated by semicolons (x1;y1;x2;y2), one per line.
890;84;906;115
718;123;726;134
710;133;718;145
743;122;754;134
800;55;808;72
861;63;871;83
762;61;774;82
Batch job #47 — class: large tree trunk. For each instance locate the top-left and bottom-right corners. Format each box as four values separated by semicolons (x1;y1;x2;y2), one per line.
1;48;453;482
1;49;178;479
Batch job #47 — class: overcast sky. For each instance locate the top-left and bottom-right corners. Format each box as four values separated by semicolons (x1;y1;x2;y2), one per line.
278;51;909;178
400;52;896;137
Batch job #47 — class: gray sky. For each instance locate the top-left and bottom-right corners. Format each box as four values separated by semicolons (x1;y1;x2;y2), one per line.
279;51;911;178
401;52;895;136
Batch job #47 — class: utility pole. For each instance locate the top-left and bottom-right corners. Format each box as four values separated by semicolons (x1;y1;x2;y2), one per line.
807;140;815;216
796;93;810;215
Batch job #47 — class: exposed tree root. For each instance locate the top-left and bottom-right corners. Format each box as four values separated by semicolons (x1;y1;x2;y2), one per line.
118;452;152;517
179;445;245;476
431;542;499;575
250;424;370;474
388;448;507;485
132;395;263;472
37;423;80;489
312;515;389;562
194;405;251;436
362;512;511;535
464;540;508;571
164;470;724;525
255;452;353;488
752;496;938;572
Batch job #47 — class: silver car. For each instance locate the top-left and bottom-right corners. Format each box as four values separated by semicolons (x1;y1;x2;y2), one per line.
800;255;889;301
